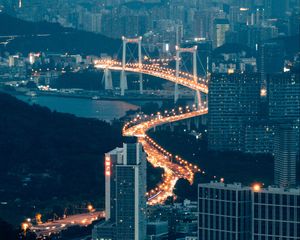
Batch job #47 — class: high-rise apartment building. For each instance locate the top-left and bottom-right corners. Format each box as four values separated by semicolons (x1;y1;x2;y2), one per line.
208;72;300;154
208;73;261;151
92;138;147;240
268;73;300;155
274;124;298;188
268;73;300;123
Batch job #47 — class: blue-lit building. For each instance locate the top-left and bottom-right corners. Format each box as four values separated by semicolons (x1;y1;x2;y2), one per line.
208;73;261;151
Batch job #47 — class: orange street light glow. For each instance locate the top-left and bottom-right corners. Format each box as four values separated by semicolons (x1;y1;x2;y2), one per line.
252;183;262;192
22;222;29;232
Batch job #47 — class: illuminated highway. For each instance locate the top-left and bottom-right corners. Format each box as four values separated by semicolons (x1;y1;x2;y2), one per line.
21;56;209;236
123;105;208;205
95;58;209;204
29;211;104;237
94;59;209;94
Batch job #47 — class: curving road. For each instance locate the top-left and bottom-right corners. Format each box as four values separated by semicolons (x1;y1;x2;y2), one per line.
95;59;209;204
123;108;208;204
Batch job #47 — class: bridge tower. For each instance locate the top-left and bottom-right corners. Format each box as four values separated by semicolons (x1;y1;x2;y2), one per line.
175;46;201;108
103;67;113;90
121;36;143;96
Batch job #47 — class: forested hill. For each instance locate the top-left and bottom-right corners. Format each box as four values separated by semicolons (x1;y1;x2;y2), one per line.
0;92;163;225
0;13;121;55
0;13;72;35
0;92;123;221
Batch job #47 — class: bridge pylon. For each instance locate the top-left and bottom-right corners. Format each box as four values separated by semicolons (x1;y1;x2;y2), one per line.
121;36;143;96
103;68;113;90
175;46;201;109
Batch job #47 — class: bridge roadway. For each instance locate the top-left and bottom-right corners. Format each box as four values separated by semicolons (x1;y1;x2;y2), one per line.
95;59;209;204
123;107;208;205
94;59;208;94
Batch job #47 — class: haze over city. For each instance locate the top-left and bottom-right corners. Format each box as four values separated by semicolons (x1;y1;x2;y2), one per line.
0;0;299;240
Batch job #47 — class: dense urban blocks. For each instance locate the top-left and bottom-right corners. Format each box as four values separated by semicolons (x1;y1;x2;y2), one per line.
0;1;299;239
208;72;300;155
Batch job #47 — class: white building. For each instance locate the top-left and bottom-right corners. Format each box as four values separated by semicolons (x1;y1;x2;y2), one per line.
92;138;147;240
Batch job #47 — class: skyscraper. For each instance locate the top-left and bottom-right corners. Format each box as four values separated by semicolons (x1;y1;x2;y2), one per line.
274;124;298;188
208;73;261;151
92;138;147;240
115;141;147;240
268;73;300;157
243;120;276;154
268;73;300;123
213;19;230;48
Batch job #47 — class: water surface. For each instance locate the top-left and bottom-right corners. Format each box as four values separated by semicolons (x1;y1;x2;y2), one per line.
17;95;139;121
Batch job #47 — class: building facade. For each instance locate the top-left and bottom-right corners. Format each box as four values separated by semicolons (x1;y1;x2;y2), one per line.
252;186;300;240
243;120;276;154
269;73;300;158
198;182;252;240
208;73;261;151
198;182;300;240
268;73;300;124
92;138;147;240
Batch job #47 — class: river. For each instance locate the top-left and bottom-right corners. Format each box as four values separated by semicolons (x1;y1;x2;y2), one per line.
17;95;140;121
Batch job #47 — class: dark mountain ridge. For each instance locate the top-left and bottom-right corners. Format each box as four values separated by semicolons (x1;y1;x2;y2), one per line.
0;13;121;56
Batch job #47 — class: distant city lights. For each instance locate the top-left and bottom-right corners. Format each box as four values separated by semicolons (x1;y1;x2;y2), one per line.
260;88;267;97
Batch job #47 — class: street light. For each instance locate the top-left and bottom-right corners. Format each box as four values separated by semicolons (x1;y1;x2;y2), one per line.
21;222;29;234
87;204;94;212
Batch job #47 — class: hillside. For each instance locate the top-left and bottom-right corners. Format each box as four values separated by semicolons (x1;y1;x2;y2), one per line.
0;13;71;35
0;92;123;222
0;92;163;225
0;92;123;195
0;13;121;55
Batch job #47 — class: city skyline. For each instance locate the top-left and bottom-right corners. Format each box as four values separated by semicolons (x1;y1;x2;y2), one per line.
0;0;299;240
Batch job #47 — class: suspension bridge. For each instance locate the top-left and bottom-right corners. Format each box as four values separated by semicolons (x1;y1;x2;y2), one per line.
94;36;210;205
